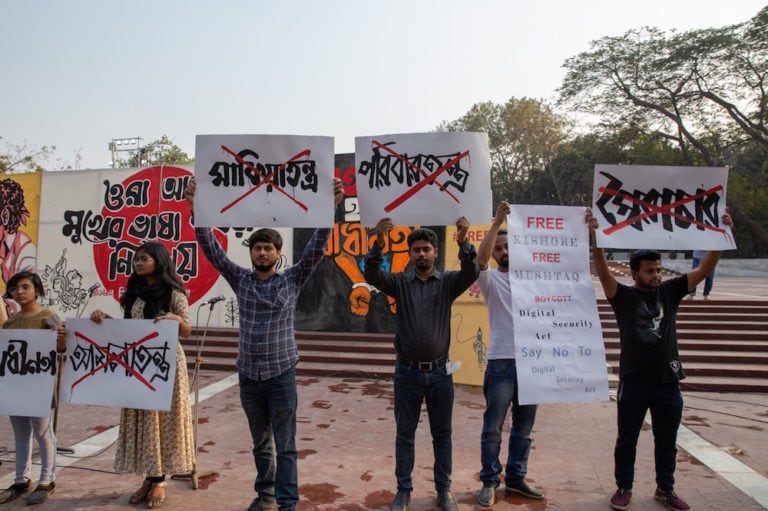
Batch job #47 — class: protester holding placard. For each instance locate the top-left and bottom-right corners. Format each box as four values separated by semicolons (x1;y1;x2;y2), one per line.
364;217;479;511
0;271;62;506
88;242;194;509
475;201;544;507
587;208;733;511
185;177;343;511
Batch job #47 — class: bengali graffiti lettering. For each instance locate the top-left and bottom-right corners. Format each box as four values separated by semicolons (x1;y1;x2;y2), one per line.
103;178;151;212
62;210;125;245
358;143;469;194
209;149;318;193
0;340;57;376
69;341;171;384
160;175;192;202
595;171;721;233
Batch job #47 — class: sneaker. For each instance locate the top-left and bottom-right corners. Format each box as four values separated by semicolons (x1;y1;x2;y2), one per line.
610;488;632;510
478;485;495;507
390;490;410;511
436;491;458;511
654;487;691;511
26;482;55;506
0;479;30;504
506;479;544;499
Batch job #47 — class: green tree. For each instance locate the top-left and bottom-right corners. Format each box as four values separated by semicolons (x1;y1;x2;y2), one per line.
437;97;567;206
117;135;193;167
0;137;56;173
558;6;768;165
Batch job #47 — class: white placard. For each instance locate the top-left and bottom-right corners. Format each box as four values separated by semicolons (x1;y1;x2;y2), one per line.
592;164;736;250
0;330;58;417
507;205;610;405
60;319;179;411
355;132;492;227
194;134;335;228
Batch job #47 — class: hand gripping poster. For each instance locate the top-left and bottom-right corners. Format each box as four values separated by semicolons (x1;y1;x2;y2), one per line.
355;132;492;227
507;205;609;405
193;134;335;228
60;318;179;411
592;164;735;250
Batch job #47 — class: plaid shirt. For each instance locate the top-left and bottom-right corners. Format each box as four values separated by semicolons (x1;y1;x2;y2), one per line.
196;227;330;381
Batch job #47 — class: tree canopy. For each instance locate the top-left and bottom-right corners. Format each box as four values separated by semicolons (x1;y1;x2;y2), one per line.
0;137;56;173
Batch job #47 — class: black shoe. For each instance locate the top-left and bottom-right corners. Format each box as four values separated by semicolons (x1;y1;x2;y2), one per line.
506;479;544;499
390;490;410;511
26;482;55;506
478;485;495;507
0;479;31;504
436;491;458;511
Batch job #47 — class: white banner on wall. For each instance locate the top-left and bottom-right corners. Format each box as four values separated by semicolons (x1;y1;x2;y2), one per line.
0;330;58;417
507;205;609;405
355;132;492;227
194;134;335;228
60;318;178;411
592;164;736;250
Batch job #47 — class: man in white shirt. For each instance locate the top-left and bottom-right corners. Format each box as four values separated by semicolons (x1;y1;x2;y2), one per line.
475;201;544;507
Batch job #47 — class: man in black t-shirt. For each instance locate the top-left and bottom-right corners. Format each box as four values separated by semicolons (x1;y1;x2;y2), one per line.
586;208;733;511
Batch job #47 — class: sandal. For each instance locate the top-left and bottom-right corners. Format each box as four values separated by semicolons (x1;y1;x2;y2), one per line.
147;481;167;509
0;479;30;504
129;479;153;504
26;482;55;506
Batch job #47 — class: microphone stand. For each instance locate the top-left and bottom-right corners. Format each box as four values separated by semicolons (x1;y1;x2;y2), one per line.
53;286;97;454
172;299;220;489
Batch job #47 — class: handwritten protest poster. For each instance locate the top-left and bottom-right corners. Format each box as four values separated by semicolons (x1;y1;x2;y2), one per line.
0;330;58;417
60;319;178;411
355;132;492;227
507;205;609;405
592;165;735;250
193;135;335;228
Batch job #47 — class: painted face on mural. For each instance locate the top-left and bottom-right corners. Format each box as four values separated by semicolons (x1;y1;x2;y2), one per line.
493;234;509;271
251;242;280;273
409;240;437;273
133;250;158;282
632;260;663;291
9;278;37;306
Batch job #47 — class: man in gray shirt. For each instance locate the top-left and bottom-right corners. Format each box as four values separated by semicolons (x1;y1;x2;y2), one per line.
364;217;479;511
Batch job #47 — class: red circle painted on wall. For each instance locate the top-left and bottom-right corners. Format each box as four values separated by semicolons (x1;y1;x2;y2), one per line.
92;166;227;305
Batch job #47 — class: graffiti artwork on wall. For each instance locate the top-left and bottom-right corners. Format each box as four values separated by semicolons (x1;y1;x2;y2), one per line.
35;166;229;321
40;248;90;314
0;174;41;315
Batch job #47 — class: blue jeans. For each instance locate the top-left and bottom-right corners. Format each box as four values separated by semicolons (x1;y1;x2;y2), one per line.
479;360;537;488
393;363;454;492
239;369;298;510
10;413;57;485
690;256;714;296
614;380;683;491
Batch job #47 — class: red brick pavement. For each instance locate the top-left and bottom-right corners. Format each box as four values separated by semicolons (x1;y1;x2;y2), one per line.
1;370;766;510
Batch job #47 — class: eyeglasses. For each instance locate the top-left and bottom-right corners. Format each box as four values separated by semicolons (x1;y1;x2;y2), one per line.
8;284;34;294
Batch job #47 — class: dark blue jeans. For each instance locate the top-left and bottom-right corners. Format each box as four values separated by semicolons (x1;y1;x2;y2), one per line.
479;359;538;488
393;363;454;492
614;380;683;492
239;369;298;510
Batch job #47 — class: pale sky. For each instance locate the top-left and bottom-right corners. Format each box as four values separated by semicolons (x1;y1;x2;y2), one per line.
1;0;765;170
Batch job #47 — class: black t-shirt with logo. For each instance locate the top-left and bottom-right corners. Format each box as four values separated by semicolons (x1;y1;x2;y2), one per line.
608;274;689;383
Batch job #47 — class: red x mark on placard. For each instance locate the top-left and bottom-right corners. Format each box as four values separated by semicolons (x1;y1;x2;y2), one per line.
219;145;310;214
375;141;470;213
69;331;160;393
599;184;729;236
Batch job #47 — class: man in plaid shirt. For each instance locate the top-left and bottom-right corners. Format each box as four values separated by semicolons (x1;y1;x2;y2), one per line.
185;177;343;511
